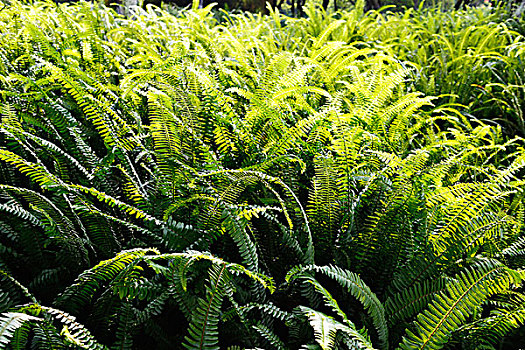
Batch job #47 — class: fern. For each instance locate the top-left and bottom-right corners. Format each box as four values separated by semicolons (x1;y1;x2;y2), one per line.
287;265;388;348
0;2;524;349
398;260;523;350
0;312;41;347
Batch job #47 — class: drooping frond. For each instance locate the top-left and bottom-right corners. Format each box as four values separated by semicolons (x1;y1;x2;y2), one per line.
287;265;387;348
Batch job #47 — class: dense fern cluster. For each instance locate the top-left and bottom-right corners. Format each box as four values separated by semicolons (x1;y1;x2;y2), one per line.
0;0;524;349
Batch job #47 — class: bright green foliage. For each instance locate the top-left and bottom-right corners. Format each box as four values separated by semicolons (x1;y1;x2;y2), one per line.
398;260;524;350
0;0;524;349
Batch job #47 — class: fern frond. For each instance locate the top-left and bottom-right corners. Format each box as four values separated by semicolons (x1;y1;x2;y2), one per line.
183;263;227;350
398;260;523;350
298;306;377;350
0;312;41;347
287;265;388;348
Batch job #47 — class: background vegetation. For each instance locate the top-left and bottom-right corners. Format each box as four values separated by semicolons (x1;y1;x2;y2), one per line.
0;0;524;349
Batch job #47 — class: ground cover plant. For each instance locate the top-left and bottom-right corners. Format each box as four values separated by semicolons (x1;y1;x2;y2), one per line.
0;0;525;349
